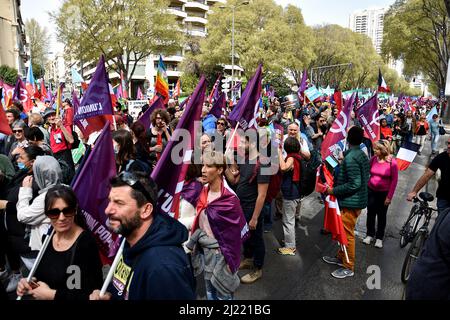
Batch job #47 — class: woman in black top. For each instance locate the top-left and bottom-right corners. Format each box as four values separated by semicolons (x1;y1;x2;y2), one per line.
16;185;103;300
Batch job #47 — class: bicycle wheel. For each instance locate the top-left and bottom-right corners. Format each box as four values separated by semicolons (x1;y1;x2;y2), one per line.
399;205;421;248
401;230;427;283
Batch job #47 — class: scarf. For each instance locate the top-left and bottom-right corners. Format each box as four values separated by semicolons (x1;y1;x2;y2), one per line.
286;153;302;183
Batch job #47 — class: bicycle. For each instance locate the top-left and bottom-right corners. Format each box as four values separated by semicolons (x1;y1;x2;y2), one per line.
400;192;437;283
399;192;434;248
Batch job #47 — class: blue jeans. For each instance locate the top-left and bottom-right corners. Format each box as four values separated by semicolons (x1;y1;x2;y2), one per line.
262;202;272;231
431;133;440;152
205;280;233;300
437;198;450;215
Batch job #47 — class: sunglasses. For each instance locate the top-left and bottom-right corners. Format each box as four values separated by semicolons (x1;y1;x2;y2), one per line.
115;171;155;203
13;129;23;133
217;122;226;126
45;207;76;219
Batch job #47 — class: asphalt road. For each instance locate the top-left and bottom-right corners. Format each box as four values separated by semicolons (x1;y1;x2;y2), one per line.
225;132;448;301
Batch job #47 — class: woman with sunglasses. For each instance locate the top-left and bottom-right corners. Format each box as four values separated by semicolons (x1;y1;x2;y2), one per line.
8;121;28;163
17;184;103;300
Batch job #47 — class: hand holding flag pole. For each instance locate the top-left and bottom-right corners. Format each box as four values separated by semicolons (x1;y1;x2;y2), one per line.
99;237;125;297
16;227;55;300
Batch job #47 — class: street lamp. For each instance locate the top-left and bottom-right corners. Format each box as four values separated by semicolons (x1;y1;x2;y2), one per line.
220;0;249;100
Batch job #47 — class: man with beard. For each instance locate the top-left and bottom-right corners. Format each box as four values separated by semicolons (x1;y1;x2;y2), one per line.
89;172;195;300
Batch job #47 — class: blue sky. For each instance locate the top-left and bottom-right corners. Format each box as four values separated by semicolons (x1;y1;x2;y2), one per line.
21;0;397;56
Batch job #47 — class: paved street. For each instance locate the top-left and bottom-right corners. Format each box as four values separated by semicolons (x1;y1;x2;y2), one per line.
216;133;448;301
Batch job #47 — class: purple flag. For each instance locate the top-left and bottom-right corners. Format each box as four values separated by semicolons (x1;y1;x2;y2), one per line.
193;179;249;274
71;122;120;264
321;93;356;160
228;64;262;130
299;69;308;93
355;93;380;143
137;96;165;129
74;55;113;121
397;93;404;104
209;92;225;119
151;76;206;216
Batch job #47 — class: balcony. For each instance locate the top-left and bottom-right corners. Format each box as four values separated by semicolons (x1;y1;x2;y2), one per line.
168;8;188;19
167;70;182;77
185;16;207;24
185;1;209;12
187;30;207;37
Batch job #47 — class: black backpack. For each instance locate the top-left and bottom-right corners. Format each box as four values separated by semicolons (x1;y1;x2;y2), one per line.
57;158;75;185
299;149;322;198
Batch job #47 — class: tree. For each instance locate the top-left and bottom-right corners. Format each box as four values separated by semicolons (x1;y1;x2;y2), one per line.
53;0;183;90
25;19;51;79
0;65;18;85
190;0;314;89
382;0;449;96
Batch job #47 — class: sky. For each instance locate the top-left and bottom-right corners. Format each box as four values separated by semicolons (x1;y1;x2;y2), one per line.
21;0;397;57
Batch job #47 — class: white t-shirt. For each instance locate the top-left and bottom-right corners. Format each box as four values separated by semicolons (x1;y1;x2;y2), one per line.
282;134;310;159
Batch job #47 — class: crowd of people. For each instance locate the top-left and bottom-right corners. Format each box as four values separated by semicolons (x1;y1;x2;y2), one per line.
0;89;449;300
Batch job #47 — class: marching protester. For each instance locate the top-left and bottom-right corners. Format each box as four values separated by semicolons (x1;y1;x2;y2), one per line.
187;151;247;300
8;121;28;163
404;110;416;143
414;113;429;155
147;109;171;167
363;140;398;248
44;109;75;170
277;137;302;256
112;129;151;175
16;155;63;270
322;126;370;278
407;137;450;213
89;172;196;300
429;114;442;155
16;185;103;300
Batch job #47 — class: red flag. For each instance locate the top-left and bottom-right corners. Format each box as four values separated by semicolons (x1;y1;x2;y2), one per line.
0;89;13;135
320;93;355;160
73;90;108;140
14;78;33;112
173;78;181;99
355;93;380;143
40;79;47;102
316;165;348;246
333;90;343;113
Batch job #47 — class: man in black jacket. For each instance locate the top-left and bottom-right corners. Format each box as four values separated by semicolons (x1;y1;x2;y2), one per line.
90;172;195;300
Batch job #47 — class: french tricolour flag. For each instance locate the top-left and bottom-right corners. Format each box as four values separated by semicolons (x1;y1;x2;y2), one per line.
396;141;420;171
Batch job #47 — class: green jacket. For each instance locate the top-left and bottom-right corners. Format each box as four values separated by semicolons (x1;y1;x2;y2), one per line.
333;146;370;209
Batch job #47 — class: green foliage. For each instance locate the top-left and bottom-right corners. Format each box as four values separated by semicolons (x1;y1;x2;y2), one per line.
25;19;50;78
53;0;183;89
382;0;449;95
193;0;314;87
0;65;18;84
179;72;199;95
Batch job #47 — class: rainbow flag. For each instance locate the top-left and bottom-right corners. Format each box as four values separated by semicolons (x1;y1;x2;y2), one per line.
120;70;128;99
155;55;169;104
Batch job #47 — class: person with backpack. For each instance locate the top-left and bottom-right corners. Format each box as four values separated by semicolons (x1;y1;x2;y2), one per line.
277;137;302;256
225;129;270;284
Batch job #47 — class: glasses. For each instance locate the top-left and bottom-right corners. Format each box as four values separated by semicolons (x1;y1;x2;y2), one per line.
45;207;76;219
217;122;225;126
116;171;155;203
13;129;23;133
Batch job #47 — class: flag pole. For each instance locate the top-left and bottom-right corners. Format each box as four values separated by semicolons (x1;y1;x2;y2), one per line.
17;227;55;300
99;237;125;297
341;244;350;264
225;122;239;154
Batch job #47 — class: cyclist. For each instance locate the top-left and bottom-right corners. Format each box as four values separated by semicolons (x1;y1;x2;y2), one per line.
407;137;450;214
405;207;450;300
